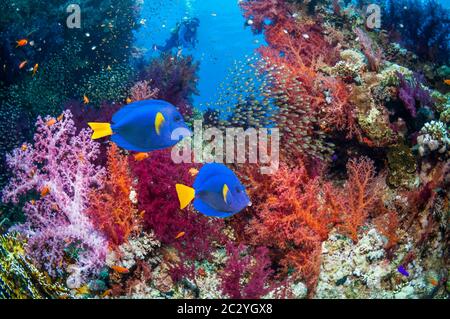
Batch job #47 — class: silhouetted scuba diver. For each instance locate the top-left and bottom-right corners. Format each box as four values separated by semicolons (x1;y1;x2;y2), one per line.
154;18;200;52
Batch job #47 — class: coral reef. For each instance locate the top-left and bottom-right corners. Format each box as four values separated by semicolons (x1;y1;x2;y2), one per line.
0;0;448;300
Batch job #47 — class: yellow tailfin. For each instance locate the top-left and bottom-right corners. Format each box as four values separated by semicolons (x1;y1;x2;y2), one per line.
88;122;113;139
176;184;195;209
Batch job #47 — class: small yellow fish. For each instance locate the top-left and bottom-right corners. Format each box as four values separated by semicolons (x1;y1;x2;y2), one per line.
134;152;149;161
102;289;112;298
19;60;28;69
40;186;50;197
126;97;132;104
83;95;90;104
444;79;450;86
111;265;129;274
57;113;64;121
30;199;36;205
32;63;38;76
21;144;27;151
46;118;56;127
175;231;185;239
16;39;28;47
189;168;199;176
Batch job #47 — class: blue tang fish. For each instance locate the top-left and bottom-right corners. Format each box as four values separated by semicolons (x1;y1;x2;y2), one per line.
176;163;251;218
88;99;190;152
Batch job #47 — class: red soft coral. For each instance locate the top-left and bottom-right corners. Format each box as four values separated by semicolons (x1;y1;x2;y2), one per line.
87;143;141;248
220;243;274;299
246;161;340;294
240;0;290;34
319;76;361;139
130;150;226;263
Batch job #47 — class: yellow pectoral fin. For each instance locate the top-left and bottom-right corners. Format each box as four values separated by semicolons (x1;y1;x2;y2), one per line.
176;184;195;209
223;184;229;204
88;122;113;139
155;112;165;135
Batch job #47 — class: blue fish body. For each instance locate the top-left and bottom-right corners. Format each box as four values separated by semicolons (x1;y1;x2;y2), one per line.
192;163;250;218
110;100;190;152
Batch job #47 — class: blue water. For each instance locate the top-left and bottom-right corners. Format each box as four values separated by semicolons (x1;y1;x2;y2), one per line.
135;0;265;110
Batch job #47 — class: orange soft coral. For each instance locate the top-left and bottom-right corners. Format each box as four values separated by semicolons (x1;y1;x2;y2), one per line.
336;157;385;242
246;161;340;293
87;143;141;248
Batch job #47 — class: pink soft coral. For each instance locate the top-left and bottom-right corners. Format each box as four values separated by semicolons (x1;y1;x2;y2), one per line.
2;110;108;285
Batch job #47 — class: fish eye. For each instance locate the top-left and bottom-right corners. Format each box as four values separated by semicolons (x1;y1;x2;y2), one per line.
174;115;181;122
235;186;242;193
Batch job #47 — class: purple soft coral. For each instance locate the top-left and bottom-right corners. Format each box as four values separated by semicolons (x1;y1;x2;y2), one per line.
397;72;435;118
2;110;108;287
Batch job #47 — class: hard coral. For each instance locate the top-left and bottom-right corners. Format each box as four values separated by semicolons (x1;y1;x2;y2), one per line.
0;233;68;299
87;143;141;248
1;110;108;284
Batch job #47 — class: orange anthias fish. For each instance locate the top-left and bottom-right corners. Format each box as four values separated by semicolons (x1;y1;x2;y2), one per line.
46;118;57;127
134;152;150;161
57;113;64;121
111;265;129;274
126;97;132;104
21;144;27;151
197;267;206;277
32;63;38;76
444;79;450;86
19;60;28;69
16;39;28;47
428;276;439;287
83;95;90;104
188;168;199;176
40;186;50;197
175;231;185;239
